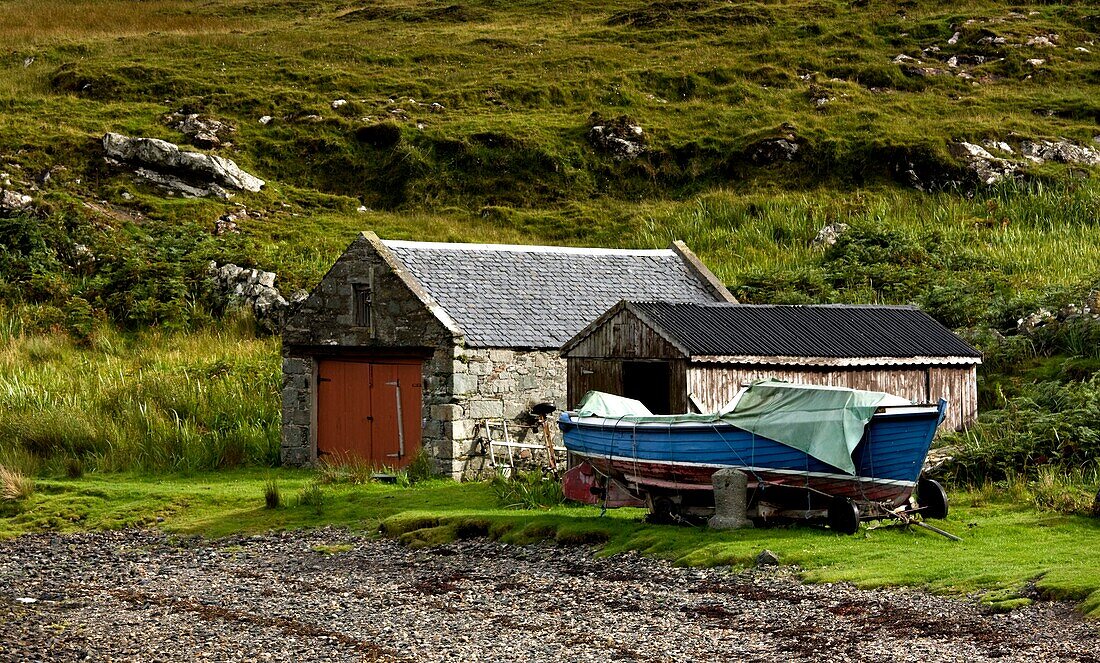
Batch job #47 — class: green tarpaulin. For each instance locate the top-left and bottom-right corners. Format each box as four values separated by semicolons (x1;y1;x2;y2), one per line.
573;379;912;474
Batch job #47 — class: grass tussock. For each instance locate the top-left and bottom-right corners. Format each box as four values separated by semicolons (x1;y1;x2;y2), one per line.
263;477;281;509
491;470;564;510
0;465;34;502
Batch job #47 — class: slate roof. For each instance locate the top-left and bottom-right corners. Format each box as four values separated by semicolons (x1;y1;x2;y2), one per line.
382;241;725;348
627;302;982;360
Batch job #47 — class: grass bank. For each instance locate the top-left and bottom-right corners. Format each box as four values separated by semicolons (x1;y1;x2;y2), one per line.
2;470;1099;617
0;315;280;474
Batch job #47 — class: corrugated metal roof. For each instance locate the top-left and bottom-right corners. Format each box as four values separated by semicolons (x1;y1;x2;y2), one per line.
382;242;724;348
630;302;982;359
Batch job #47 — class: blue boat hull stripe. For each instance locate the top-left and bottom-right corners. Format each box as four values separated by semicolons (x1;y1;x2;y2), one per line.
568;451;917;488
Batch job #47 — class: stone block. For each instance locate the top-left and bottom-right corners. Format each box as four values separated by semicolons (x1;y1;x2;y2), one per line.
451;360;469;375
468;399;504;419
708;469;754;530
453;373;478;395
488;349;514;363
446;419;476;441
430;404;463;421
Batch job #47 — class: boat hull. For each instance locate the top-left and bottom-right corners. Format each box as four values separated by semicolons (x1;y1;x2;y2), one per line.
559;403;945;510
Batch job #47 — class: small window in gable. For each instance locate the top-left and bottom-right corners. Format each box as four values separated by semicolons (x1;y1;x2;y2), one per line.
353;284;372;329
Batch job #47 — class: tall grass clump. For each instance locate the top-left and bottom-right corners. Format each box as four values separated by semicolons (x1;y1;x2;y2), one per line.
263;477;281;509
491;470;564;510
0;465;34;502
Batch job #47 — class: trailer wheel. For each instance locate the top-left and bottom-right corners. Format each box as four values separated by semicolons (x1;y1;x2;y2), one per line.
916;478;949;520
647;495;680;524
827;497;860;535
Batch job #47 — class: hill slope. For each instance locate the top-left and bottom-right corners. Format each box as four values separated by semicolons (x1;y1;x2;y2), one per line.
0;0;1099;479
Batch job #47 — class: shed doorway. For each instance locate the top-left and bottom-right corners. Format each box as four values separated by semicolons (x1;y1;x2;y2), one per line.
622;361;671;414
316;359;422;467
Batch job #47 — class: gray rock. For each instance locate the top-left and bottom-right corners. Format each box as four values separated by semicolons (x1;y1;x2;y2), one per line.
208;262;288;332
812;223;849;248
0;188;33;212
1026;34;1058;48
134;167;229;199
1017;308;1055;334
750;137;800;165
102;132;265;193
708;469;754;530
586;114;646;160
165;112;234;149
755;549;780;567
949;141;1018;185
213;211;242;235
1019;139;1100;166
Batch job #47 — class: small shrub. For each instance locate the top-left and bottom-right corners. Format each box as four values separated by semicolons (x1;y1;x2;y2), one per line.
0;465;34;502
264;478;281;509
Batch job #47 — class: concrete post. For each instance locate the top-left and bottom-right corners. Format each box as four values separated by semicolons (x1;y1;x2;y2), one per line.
708;469;754;530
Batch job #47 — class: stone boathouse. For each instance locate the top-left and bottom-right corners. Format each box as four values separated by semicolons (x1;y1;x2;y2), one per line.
280;232;735;478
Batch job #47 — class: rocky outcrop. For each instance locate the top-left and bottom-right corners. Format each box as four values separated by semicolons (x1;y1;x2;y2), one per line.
586;113;646;160
947;138;1099;187
0;188;33;213
208;262;289;333
165;112;235;149
949;142;1018;185
102;133;264;197
1016;290;1100;334
749;137;800;165
1019;140;1100;166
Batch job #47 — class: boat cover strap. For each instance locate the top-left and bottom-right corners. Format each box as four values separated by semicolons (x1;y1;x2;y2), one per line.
573;379;911;474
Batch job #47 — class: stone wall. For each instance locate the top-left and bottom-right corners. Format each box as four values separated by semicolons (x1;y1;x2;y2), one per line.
281;232;571;479
444;347;568;479
281;233;456;470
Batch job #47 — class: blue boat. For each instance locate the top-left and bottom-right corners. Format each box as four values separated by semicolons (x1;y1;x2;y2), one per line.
559;381;949;531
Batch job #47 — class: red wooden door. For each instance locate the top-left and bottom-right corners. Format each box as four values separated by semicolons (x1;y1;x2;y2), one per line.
316;359;422;467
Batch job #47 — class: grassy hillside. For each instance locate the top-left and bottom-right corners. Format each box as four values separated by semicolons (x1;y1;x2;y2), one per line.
0;0;1099;485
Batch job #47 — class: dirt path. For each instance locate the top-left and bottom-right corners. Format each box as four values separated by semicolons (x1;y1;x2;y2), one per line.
0;529;1096;662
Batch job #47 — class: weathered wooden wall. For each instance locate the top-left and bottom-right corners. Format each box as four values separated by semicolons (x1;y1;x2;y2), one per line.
565;309;684;360
686;364;977;430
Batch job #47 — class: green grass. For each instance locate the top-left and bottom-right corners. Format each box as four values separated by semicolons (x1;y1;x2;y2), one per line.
3;469;1100;617
0;315;280;473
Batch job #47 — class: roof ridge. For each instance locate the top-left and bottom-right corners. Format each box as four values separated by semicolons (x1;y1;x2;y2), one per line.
632;301;920;310
382;239;675;257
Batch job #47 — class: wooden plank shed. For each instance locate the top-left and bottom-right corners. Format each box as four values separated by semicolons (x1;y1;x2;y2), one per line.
281;234;735;478
561;301;982;431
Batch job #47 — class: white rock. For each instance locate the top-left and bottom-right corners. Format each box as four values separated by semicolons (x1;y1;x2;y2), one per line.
258;115;273;125
1076;47;1091;53
948;31;961;45
331;99;348;109
357;205;367;213
1026;58;1045;66
103;132;264;192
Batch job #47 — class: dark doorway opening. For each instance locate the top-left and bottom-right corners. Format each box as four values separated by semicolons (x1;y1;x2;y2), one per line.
622;361;671;414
